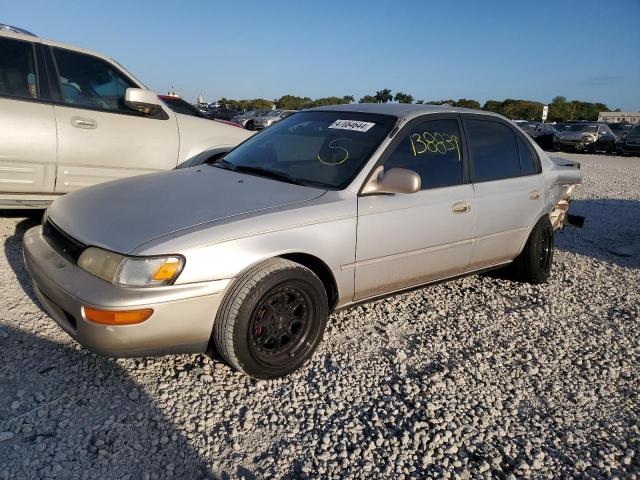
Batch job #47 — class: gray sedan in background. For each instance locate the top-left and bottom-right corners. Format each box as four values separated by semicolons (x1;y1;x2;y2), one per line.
253;109;297;130
230;109;270;130
24;104;582;379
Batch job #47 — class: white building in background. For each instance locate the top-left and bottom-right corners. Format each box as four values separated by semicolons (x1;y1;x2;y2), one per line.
598;111;640;124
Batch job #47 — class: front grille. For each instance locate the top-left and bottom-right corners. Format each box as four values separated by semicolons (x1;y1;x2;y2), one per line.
42;219;86;263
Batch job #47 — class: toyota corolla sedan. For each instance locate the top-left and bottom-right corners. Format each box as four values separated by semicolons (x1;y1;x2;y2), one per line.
24;104;582;379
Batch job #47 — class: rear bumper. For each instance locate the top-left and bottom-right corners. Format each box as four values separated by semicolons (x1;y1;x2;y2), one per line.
23;226;230;357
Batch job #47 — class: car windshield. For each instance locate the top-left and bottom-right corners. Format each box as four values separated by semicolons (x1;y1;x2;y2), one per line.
629;126;640;135
520;123;538;131
218;111;396;189
567;124;597;133
265;110;281;117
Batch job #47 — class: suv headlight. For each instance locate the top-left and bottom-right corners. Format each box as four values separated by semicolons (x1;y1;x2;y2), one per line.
582;134;596;143
77;247;184;286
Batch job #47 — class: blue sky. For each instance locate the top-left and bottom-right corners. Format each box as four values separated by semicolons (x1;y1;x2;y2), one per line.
3;0;639;110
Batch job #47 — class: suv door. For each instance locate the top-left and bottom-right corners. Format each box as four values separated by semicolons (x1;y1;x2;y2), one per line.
48;46;179;192
462;114;545;269
0;35;57;195
354;114;475;300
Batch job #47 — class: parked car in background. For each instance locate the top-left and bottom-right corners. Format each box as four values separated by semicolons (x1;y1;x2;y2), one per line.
555;123;616;153
24;104;582;379
253;109;297;130
206;106;239;121
519;122;558;150
231;109;270;130
607;123;633;153
0;26;251;208
620;125;640;156
553;123;572;132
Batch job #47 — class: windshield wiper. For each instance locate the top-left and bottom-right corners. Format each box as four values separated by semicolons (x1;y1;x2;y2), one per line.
210;158;237;171
233;165;304;186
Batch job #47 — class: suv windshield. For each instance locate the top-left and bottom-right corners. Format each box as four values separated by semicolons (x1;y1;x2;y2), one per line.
567;124;598;133
609;123;631;132
218;111;396;189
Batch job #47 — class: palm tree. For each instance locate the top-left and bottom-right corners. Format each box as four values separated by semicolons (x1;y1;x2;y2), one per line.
374;89;393;103
394;92;414;104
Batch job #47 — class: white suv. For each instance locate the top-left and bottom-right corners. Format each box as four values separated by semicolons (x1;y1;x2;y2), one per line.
0;25;252;208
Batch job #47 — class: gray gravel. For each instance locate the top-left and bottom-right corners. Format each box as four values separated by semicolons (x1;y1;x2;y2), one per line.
1;151;639;479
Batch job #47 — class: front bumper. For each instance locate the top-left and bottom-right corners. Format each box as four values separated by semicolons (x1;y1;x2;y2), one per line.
23;226;230;357
557;139;593;151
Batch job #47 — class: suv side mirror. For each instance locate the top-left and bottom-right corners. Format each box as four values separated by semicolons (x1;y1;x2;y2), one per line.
125;88;162;115
362;167;421;194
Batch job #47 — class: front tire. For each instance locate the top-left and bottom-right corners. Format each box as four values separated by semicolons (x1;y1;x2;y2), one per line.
512;216;554;284
213;258;328;379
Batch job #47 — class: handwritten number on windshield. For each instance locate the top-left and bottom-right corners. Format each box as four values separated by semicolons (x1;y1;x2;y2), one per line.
317;138;351;165
410;132;461;161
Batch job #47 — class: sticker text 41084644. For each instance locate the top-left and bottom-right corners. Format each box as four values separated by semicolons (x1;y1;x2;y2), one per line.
410;132;461;161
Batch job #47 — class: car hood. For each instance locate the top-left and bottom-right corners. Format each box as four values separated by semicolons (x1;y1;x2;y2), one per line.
47;167;326;254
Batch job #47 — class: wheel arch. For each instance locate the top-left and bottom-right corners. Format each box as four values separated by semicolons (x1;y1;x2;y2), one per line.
278;253;339;312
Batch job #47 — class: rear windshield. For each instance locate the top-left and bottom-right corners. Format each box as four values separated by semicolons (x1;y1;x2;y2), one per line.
220;111;396;189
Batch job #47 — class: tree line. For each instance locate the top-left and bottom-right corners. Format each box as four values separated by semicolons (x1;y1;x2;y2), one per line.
216;91;616;122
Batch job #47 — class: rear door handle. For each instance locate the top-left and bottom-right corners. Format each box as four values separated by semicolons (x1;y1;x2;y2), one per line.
71;116;97;129
452;201;471;214
529;190;540;200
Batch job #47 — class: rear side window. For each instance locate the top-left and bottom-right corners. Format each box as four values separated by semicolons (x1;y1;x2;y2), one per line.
384;118;463;189
52;47;135;112
517;136;537;176
467;119;521;182
0;37;38;99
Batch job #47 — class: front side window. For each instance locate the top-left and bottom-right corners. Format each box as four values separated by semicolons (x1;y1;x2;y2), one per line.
383;118;463;190
0;37;38;99
52;48;135;112
467;119;521;182
219;111;396;189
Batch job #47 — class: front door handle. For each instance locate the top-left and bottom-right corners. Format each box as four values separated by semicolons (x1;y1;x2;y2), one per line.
71;116;97;129
529;190;540;200
452;201;471;214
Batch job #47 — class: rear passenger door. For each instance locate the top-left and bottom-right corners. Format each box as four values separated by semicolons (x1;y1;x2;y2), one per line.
0;35;57;195
355;115;475;300
462;114;545;269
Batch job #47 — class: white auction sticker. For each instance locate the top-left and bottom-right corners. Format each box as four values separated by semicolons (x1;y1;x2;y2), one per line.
328;119;376;132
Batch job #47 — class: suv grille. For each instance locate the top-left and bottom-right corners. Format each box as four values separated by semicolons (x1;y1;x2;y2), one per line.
42;220;86;263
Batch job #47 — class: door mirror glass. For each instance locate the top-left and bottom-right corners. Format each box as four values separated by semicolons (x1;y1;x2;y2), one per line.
364;167;421;194
125;88;161;115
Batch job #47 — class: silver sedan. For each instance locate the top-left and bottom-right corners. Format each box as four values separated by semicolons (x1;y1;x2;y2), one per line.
24;104;582;379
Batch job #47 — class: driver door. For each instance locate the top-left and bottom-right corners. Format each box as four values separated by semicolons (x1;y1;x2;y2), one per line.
49;46;179;192
354;114;475;301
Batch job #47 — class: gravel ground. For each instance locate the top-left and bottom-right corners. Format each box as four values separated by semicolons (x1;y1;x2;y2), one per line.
0;151;638;479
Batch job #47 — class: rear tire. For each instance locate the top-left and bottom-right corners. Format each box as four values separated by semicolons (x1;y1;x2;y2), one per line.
512;216;554;284
213;258;328;379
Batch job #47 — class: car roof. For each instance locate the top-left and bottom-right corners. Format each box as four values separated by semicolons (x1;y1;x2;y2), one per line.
0;24;36;36
307;103;506;122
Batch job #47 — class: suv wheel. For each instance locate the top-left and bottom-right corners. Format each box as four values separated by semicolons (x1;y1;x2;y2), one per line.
212;258;328;379
512;216;554;284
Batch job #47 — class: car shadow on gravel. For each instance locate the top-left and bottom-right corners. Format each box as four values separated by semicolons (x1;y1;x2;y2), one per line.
0;325;211;479
554;199;640;269
3;213;42;306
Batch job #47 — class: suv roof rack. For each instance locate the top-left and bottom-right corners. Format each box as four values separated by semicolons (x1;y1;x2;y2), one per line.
0;24;37;37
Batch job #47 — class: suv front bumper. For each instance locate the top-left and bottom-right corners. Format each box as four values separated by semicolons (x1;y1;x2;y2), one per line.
23;226;230;357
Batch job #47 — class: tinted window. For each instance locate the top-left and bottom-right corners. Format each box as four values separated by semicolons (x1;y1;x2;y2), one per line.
52;48;135;112
517;136;537;176
467;119;521;181
384;119;463;189
0;37;38;99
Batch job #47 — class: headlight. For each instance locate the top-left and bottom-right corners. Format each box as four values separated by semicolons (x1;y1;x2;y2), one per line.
77;247;184;286
582;135;596;143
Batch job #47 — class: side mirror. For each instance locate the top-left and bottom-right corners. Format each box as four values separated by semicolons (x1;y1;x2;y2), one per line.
125;88;162;115
362;167;421;194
